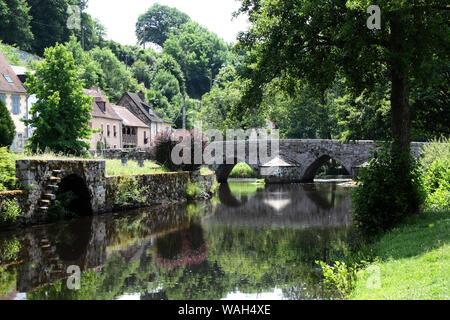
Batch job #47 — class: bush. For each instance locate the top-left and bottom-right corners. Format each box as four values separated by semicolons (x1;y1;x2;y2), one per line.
47;191;76;220
351;143;426;237
229;162;257;178
0;199;21;225
316;260;359;298
421;138;450;210
114;177;148;207
0;99;15;148
0;147;17;191
153;129;208;172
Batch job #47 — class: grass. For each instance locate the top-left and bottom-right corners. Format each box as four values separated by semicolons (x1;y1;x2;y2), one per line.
105;160;169;176
350;210;449;300
229;162;256;178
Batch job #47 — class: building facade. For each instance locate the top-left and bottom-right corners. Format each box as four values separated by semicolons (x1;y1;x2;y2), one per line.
112;105;150;148
117;92;172;143
84;87;122;150
0;53;29;151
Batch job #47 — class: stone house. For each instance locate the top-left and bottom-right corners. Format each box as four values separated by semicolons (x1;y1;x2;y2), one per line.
0;53;29;151
117;92;172;143
84;87;122;150
111;105;150;148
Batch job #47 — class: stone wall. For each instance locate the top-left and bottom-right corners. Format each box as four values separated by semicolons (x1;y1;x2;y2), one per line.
104;172;190;212
11;159;216;228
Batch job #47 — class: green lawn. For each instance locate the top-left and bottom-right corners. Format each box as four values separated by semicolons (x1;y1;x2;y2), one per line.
104;159;168;176
351;210;450;300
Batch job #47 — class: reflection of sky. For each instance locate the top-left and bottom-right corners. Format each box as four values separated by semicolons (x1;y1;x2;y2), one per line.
222;288;284;300
116;293;141;300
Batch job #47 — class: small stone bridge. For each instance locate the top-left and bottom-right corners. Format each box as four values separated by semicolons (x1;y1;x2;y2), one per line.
208;139;425;183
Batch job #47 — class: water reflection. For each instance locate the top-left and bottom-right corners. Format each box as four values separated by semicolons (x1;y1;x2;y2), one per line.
0;181;354;300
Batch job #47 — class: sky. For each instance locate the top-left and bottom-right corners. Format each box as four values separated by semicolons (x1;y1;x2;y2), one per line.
86;0;250;46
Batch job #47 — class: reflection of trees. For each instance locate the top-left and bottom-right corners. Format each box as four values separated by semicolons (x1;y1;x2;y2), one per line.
154;222;208;270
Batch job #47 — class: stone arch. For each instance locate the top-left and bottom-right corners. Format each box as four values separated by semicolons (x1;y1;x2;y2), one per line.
213;157;259;183
301;154;351;182
56;174;93;216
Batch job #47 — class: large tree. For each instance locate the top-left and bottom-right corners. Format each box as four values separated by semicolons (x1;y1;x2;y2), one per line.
235;0;449;154
136;3;191;48
24;44;94;155
164;21;231;99
0;0;33;50
27;0;73;55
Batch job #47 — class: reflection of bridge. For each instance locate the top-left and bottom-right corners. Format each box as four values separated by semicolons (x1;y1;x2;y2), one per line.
206;183;353;228
208;139;425;183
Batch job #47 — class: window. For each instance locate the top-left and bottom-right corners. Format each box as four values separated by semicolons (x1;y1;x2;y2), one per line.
107;125;110;137
131;128;136;135
122;127;126;134
3;74;13;83
12;96;20;114
113;125;117;137
0;94;5;103
101;124;104;135
96;102;105;112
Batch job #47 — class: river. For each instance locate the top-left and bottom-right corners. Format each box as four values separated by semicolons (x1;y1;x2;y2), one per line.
0;181;355;300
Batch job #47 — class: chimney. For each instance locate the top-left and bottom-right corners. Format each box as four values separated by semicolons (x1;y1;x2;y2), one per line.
138;91;146;101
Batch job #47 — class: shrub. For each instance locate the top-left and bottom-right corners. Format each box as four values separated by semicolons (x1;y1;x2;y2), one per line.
0;199;21;225
229;162;256;178
0;99;15;148
185;181;206;200
47;191;76;219
316;260;359;298
351;143;426;237
153;129;208;172
421;139;450;210
114;177;148;207
0;147;17;191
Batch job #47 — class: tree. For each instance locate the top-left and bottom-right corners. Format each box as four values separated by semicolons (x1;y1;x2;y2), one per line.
23;44;94;155
89;47;143;102
0;0;33;50
235;0;449;154
27;0;73;55
136;3;191;48
164;21;231;99
0;99;15;148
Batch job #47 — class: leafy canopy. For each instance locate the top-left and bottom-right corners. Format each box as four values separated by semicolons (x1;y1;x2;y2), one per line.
24;44;94;155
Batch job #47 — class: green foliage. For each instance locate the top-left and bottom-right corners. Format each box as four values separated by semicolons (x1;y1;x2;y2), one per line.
0;99;15;148
351;144;426;236
229;162;256;179
316;260;358;298
0;199;21;225
164;21;231;99
23;44;94;156
27;0;73;55
47;191;76;220
185;181;205;200
0;147;17;191
89;46;143;102
421;138;450;210
114;177;148;207
0;237;21;262
0;0;33;50
136;3;191;47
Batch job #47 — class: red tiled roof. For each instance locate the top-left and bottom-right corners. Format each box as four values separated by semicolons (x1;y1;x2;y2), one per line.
0;53;26;94
111;105;148;128
84;87;122;121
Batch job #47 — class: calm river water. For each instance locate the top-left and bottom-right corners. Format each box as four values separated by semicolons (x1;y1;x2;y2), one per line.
0;181;355;300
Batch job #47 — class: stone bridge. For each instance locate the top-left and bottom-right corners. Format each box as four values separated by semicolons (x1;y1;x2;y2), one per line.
208;139;425;183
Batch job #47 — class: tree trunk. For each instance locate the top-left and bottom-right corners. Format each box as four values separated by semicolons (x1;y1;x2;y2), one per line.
391;72;410;154
390;14;411;154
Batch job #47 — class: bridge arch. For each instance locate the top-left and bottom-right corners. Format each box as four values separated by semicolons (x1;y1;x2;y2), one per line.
214;158;259;183
301;154;351;182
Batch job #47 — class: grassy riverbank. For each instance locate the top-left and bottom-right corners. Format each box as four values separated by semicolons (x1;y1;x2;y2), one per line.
350;210;449;300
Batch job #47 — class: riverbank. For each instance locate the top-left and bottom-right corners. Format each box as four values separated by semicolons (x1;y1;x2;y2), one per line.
350;210;449;300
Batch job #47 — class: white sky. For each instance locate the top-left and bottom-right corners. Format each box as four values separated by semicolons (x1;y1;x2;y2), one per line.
86;0;250;46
